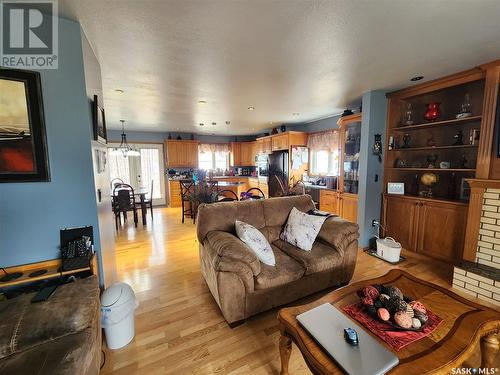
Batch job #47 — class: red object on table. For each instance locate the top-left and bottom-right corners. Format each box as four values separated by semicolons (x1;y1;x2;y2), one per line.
343;302;443;351
424;102;441;121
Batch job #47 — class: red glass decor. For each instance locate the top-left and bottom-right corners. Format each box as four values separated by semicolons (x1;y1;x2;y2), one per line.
424;102;441;122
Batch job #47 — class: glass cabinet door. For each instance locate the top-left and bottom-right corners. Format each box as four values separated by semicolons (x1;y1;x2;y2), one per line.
343;122;361;194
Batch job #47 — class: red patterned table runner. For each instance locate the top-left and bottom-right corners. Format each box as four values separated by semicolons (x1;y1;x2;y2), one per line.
343;302;443;351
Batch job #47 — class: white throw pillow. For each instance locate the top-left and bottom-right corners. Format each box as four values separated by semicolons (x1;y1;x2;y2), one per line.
280;207;327;251
235;220;275;266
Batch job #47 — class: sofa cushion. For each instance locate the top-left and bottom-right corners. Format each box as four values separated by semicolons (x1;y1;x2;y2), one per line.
280;207;327;251
273;239;342;275
0;275;99;360
254;245;305;290
235;220;275;266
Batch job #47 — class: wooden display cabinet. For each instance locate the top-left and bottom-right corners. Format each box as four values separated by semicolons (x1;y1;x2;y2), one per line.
381;63;500;262
382;194;467;262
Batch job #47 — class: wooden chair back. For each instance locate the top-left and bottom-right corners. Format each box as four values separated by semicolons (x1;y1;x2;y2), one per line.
114;184;135;211
245;187;265;199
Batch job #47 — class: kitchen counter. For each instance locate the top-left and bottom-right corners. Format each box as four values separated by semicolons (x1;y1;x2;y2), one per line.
218;181;246;187
304;183;334;190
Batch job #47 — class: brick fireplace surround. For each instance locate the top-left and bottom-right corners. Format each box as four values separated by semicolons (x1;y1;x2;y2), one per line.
453;184;500;306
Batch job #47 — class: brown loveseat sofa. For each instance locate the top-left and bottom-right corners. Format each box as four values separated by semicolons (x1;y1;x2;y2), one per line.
0;275;101;375
197;195;359;325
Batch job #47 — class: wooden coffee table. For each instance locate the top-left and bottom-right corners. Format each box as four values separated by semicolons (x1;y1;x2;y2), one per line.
278;269;500;375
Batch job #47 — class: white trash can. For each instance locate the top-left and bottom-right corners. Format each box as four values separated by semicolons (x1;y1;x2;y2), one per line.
101;282;137;350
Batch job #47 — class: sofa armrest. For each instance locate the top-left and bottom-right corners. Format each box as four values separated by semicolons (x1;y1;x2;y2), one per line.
205;230;261;276
317;217;359;257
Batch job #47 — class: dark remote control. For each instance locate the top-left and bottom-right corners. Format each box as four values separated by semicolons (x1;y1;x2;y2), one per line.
31;285;57;303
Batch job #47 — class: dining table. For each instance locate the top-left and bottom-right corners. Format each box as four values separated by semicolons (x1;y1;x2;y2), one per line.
112;187;149;225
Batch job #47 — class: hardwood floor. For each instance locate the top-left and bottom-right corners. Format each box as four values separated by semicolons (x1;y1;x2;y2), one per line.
101;207;488;374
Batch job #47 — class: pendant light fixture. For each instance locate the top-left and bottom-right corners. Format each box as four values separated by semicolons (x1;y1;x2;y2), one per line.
109;120;140;157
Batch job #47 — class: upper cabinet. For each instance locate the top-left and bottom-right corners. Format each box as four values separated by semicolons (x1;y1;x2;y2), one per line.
230;142;242;166
338;113;362;194
271;134;289;151
165;140;199;168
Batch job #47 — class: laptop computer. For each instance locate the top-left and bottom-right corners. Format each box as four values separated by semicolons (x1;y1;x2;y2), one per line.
297;303;399;375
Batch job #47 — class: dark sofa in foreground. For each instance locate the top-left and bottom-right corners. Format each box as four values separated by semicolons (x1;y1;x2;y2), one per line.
196;195;359;325
0;275;101;375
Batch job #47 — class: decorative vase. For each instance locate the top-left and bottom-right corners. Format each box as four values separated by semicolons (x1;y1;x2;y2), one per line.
424;102;441;122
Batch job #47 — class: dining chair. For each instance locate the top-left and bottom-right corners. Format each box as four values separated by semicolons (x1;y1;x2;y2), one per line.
245;187;265;200
215;190;239;202
139;179;154;219
110;178;124;191
179;180;196;224
113;184;139;229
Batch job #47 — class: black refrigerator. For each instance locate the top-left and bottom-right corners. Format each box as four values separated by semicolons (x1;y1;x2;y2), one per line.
268;150;289;197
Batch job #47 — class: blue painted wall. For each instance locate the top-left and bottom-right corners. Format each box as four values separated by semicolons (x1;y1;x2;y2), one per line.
357;91;388;247
0;19;100;267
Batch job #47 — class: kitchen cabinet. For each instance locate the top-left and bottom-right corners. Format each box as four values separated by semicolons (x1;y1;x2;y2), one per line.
259;182;268;197
230;142;242;166
271;134;289;151
240;142;255;166
247;178;259;190
165;140;199;168
382;194;467;262
319;189;357;223
319;190;339;215
261;138;272;154
340;193;358;223
231;142;255;166
168;180;182;207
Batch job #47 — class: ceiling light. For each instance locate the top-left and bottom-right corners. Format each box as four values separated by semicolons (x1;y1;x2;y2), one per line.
270;121;274;125
410;76;424;81
199;123;204;126
248;106;255;111
211;122;216;126
198;100;207;104
109;120;140;157
115;89;124;94
293;112;300;116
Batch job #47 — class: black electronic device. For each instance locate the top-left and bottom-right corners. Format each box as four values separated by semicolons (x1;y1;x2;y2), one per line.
31;285;57;303
343;327;359;346
60;226;94;271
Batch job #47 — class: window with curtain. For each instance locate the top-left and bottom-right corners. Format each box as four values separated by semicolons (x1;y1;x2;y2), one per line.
307;130;340;176
198;143;230;171
139;148;161;199
108;151;131;185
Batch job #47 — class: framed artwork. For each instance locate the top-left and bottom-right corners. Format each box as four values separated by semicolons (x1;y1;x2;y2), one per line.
92;95;107;144
95;149;107;174
0;68;50;182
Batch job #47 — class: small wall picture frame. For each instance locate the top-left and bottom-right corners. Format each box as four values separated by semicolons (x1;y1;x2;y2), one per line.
388;182;405;195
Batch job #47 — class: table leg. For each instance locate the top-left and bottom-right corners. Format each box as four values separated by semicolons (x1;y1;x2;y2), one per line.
481;332;499;369
279;332;292;375
141;195;147;225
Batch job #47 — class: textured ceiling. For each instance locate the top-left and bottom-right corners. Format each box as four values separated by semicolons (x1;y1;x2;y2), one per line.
59;0;500;135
